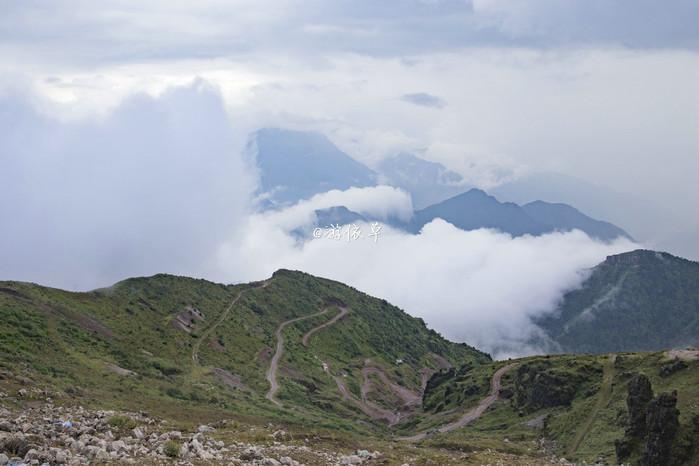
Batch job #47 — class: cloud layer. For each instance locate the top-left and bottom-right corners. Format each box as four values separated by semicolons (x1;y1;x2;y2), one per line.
2;1;698;70
0;81;255;290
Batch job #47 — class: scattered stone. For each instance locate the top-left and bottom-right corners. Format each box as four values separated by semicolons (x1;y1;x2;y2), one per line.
0;404;355;465
340;454;362;465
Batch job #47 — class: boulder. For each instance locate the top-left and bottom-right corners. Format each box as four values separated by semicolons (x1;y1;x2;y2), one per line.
641;391;680;466
626;374;654;438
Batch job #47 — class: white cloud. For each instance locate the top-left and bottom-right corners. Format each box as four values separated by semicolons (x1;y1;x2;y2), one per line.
216;189;637;359
0;80;256;290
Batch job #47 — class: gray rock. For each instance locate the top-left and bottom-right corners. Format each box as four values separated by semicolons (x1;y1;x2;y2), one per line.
340;455;362;465
240;446;263;460
0;453;8;466
110;440;127;452
54;450;67;463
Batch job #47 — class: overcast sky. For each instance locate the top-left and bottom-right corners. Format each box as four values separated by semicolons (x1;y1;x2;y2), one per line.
2;1;698;205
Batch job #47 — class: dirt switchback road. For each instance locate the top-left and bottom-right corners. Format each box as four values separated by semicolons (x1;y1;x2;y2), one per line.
265;307;333;405
399;363;518;441
301;306;348;346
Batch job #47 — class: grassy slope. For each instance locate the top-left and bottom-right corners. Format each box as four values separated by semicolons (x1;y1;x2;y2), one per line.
0;270;488;436
537;249;699;353
420;351;699;464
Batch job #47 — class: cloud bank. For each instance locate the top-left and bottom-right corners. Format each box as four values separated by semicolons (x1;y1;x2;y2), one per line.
0;81;255;290
217;192;636;358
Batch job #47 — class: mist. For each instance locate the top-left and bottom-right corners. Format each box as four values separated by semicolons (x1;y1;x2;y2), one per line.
216;189;637;358
0;81;256;290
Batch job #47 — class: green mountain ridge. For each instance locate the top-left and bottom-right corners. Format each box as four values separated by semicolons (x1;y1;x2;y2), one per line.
0;269;487;435
537;249;699;354
3;262;699;464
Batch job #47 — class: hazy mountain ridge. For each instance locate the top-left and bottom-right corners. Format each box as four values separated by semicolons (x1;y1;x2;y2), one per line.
253;128;378;207
407;188;551;236
254;128;632;242
522;200;632;242
376;152;469;209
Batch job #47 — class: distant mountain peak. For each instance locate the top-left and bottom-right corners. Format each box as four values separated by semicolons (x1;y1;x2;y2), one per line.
253;128;377;207
406;188;551;236
376;152;467;209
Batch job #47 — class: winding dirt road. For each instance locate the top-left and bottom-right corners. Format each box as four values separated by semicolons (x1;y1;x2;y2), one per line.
361;363;421;406
191;279;270;366
332;372;401;425
567;354;616;456
265;307;333;405
301;306;348;346
399;363;518;441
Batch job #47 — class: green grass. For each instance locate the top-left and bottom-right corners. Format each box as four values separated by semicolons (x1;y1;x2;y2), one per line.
0;270;487;437
3;270;698;464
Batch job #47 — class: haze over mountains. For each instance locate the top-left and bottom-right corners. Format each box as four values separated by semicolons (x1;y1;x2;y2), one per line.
376;152;468;209
491;172;699;260
254;128;377;207
253;128;633;242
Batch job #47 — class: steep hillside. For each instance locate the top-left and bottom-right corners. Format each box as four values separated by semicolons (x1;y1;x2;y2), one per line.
0;270;487;434
536;250;699;354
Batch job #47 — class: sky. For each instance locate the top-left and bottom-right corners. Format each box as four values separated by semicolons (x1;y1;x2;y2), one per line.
2;1;698;203
1;1;698;356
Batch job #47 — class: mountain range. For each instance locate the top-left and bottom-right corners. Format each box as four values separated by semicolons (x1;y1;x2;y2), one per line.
254;128;632;241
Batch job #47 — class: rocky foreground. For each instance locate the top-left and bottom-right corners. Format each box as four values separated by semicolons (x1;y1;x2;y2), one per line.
0;401;383;466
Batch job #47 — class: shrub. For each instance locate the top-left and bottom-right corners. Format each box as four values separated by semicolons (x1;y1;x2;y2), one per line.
0;436;32;457
106;415;137;430
163;440;181;458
